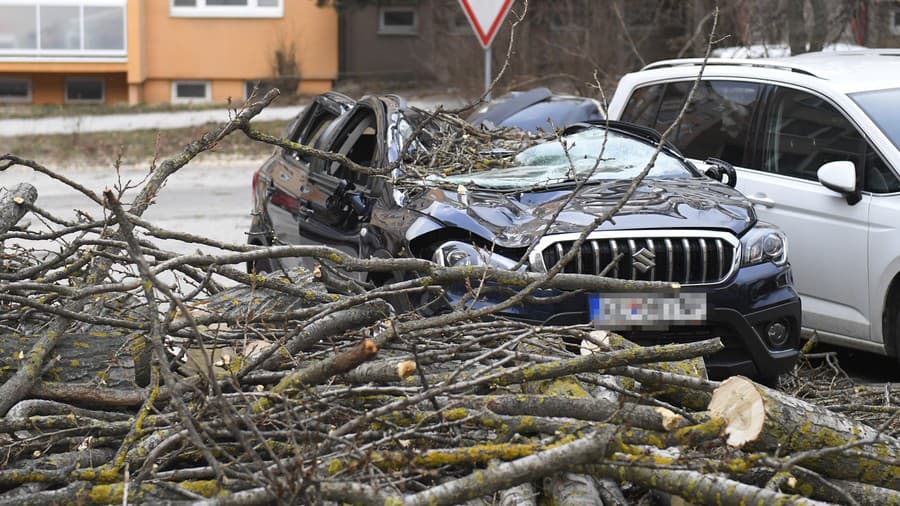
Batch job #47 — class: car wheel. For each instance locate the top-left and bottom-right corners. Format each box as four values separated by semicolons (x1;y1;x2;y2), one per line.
246;237;278;275
893;304;900;369
248;256;278;275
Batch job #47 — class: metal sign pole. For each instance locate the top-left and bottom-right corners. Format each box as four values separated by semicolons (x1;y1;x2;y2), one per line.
484;45;492;101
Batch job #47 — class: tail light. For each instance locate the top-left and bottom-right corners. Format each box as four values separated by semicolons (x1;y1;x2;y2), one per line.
270;189;303;213
252;170;260;193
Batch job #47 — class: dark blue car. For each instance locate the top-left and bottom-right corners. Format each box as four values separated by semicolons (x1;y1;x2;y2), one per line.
249;93;801;381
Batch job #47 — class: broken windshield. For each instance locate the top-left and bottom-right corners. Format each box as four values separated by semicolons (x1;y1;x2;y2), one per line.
436;128;693;190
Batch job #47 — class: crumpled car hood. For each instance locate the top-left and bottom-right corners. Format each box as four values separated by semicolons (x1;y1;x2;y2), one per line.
406;178;755;248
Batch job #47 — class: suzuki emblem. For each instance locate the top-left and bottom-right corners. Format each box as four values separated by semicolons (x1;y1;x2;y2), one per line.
632;247;656;273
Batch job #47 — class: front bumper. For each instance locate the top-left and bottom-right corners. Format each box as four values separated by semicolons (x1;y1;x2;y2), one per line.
443;261;801;379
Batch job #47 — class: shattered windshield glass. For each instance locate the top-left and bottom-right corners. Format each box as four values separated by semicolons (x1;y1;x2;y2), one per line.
436;128;693;190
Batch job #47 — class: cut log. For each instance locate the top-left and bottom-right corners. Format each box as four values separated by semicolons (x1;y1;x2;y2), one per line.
497;482;537;506
543;473;603;505
587;330;712;410
486;394;687;432
0;183;37;234
709;375;900;489
595;464;831;506
0;331;134;387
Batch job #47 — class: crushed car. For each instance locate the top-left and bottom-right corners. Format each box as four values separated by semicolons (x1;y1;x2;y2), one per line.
467;87;604;133
248;92;801;380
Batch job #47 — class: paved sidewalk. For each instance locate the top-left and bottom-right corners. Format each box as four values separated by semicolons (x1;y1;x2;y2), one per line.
0;97;465;138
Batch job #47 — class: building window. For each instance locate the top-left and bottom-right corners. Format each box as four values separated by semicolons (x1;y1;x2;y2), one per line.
244;80;276;100
170;0;283;18
65;78;105;103
0;77;31;103
0;1;126;59
449;10;470;34
172;81;211;103
378;7;417;35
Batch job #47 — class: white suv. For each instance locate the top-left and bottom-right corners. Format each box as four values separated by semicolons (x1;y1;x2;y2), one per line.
608;51;900;363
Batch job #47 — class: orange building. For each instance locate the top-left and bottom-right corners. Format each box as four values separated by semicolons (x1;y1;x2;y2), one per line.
0;0;337;105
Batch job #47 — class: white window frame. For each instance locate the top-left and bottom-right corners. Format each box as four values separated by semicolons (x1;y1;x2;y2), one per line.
64;77;105;104
378;6;418;35
169;0;283;19
172;80;212;103
0;0;128;61
0;77;32;103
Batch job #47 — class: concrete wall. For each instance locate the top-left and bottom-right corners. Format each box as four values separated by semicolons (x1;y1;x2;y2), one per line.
339;2;436;81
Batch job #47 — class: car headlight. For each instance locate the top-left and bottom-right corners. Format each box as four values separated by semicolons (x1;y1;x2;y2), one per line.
432;241;521;271
741;222;788;266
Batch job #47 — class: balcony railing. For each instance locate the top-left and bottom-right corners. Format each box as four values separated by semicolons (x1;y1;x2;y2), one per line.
0;0;127;60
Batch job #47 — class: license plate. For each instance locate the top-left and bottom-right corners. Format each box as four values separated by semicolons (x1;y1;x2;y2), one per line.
588;292;707;328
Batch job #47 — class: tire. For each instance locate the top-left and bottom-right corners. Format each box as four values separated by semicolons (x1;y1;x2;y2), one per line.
248;255;278;275
246;223;278;274
893;304;900;369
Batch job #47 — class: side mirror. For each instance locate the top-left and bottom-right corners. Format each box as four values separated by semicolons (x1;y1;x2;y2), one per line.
704;158;737;187
817;161;861;204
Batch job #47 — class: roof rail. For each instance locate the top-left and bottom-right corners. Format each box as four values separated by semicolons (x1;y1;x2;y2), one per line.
641;58;820;77
807;48;900;56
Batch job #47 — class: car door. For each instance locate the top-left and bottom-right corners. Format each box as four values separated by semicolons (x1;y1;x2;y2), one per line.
264;92;352;261
291;97;388;276
743;86;873;343
621;80;873;343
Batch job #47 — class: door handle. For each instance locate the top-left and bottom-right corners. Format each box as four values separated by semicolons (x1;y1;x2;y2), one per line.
748;193;775;208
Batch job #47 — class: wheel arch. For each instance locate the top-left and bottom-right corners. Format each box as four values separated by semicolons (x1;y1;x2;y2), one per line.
883;270;900;357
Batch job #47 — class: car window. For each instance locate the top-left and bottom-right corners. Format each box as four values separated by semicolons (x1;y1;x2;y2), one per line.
291;111;338;163
663;81;761;166
864;146;900;193
621;84;664;128
622;80;761;167
327;109;378;188
762;88;867;182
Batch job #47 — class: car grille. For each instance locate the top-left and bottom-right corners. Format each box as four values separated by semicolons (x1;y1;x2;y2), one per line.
536;234;738;285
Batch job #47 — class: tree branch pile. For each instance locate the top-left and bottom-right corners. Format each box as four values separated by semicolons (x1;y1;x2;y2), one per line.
1;95;899;505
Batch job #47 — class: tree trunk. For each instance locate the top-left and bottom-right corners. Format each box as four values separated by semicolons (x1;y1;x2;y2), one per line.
788;0;808;55
0;331;134;387
808;0;828;52
0;183;36;234
709;375;900;489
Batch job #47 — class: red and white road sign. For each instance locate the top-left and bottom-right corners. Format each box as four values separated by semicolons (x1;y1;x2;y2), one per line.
457;0;514;49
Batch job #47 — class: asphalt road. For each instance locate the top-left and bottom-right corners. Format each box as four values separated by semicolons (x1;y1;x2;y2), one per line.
0;160;257;257
2;160;899;383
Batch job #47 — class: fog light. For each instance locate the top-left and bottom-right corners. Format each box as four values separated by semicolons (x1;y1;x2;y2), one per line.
765;320;789;347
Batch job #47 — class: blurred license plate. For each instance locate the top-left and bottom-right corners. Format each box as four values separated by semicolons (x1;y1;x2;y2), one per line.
588;292;706;328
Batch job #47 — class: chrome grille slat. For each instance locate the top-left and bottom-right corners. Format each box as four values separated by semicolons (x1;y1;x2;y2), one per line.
664;238;674;282
716;239;724;279
576;243;583;274
627;239;637;280
610;240;619;278
537;232;737;286
699;239;708;283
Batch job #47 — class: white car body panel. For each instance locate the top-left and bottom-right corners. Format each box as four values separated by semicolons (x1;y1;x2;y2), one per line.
608;52;900;356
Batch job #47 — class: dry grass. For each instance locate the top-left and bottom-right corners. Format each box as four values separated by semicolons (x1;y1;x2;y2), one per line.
4;120;285;169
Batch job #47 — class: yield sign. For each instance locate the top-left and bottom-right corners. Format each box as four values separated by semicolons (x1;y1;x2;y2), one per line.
458;0;514;49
